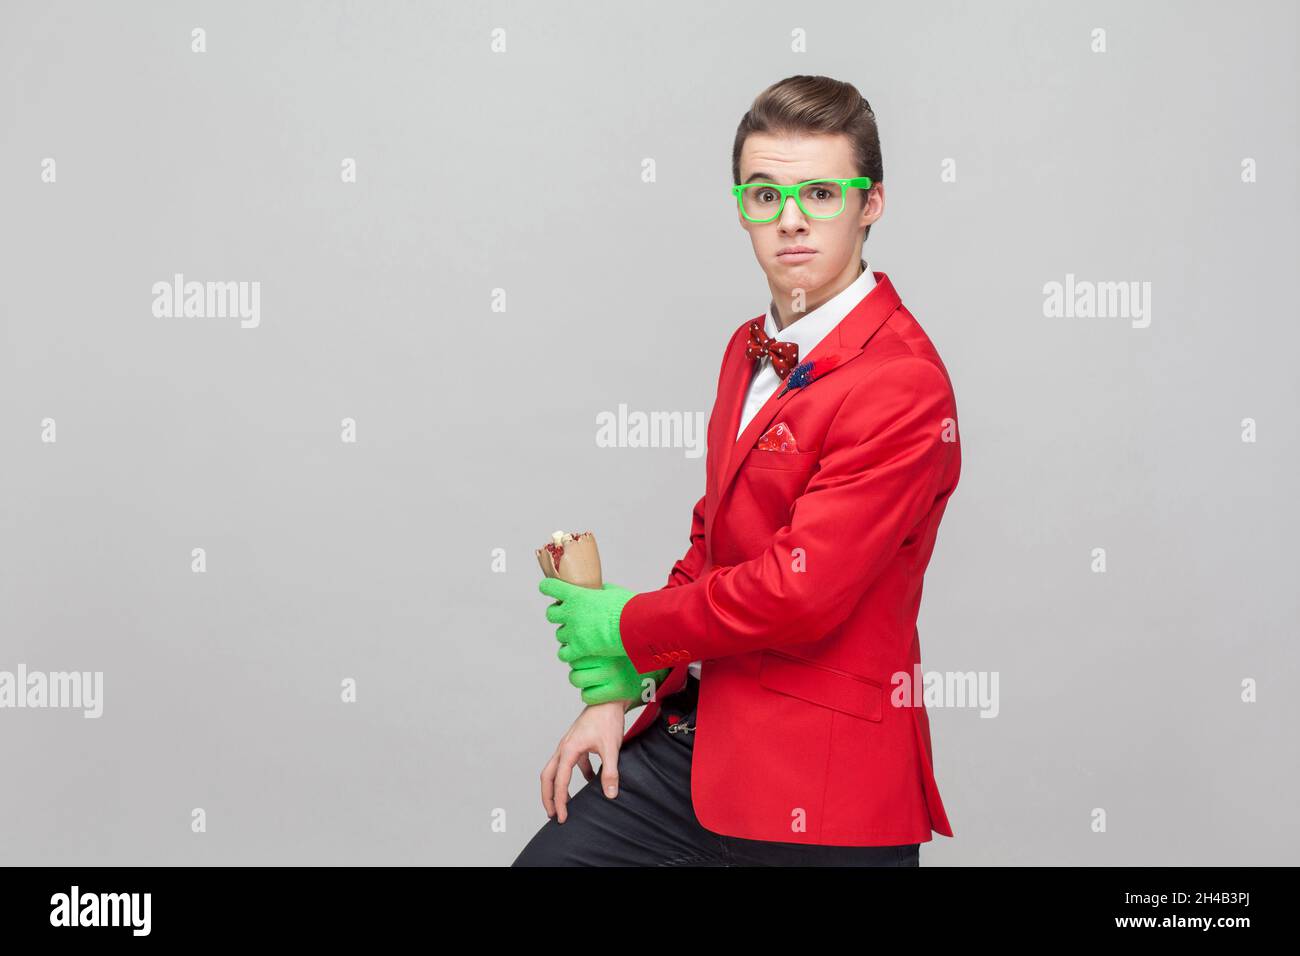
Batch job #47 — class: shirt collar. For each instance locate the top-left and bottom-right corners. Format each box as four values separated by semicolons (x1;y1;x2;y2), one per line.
765;259;877;357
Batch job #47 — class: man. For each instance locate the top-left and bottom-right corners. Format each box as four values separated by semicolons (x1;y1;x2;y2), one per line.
514;74;960;867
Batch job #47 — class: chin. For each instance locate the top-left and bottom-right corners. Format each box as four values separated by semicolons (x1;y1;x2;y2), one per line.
771;256;822;277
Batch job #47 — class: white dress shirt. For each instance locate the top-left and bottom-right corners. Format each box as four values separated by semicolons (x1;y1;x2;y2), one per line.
687;259;876;681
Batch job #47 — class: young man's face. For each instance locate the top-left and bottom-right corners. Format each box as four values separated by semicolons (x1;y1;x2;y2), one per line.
736;131;884;323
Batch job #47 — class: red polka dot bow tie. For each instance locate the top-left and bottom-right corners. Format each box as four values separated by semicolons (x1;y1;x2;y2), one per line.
745;321;800;379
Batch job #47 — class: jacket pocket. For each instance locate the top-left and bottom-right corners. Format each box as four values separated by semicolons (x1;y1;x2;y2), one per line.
744;446;820;472
757;649;883;722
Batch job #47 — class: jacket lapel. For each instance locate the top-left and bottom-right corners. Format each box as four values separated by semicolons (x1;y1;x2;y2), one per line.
705;272;904;543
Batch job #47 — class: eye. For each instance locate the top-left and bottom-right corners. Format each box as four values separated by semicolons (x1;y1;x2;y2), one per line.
756;187;778;202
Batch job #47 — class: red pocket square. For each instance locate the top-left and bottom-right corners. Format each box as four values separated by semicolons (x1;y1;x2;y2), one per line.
756;421;799;453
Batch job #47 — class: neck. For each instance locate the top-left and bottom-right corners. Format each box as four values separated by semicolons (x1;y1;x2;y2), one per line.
770;256;866;331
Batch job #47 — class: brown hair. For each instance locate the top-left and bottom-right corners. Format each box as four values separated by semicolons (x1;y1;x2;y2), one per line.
731;75;883;243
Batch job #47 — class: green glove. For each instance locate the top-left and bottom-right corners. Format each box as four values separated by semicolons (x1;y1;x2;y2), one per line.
568;654;671;708
539;578;636;661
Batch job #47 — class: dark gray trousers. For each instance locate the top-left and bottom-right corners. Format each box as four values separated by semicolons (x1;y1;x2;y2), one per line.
513;676;921;867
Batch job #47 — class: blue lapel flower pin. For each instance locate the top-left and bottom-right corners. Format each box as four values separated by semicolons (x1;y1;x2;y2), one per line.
777;354;842;398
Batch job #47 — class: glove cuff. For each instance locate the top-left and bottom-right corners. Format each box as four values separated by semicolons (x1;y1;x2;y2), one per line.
605;588;636;657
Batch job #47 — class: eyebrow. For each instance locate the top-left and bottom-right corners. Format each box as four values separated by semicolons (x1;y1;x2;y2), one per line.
743;173;829;185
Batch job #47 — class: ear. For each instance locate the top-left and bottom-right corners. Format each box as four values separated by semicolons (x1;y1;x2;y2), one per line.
860;182;884;227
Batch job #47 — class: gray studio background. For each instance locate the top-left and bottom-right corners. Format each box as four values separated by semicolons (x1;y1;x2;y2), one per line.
2;0;1296;866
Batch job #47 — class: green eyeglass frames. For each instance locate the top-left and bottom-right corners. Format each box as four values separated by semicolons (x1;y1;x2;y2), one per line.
732;176;875;223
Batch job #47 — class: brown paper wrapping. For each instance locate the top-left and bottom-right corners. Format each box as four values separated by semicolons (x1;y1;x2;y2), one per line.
536;531;603;589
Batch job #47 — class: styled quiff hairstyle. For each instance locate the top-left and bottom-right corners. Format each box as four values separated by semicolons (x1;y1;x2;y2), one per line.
731;74;883;242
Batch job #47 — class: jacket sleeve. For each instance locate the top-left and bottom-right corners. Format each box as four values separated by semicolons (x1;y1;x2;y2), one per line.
626;492;705;695
628;331;735;690
618;355;958;672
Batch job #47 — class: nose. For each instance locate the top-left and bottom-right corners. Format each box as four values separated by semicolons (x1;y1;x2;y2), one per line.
777;192;808;233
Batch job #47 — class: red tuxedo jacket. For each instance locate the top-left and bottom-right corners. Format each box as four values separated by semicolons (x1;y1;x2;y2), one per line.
619;271;960;846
